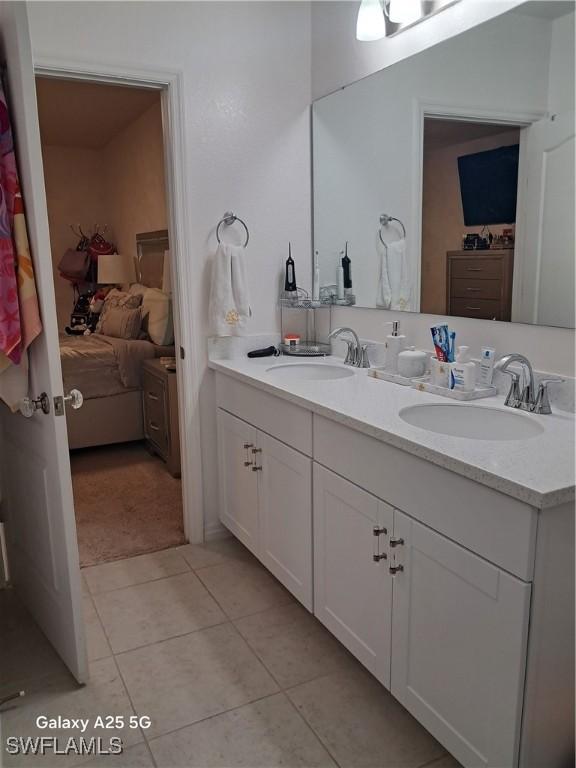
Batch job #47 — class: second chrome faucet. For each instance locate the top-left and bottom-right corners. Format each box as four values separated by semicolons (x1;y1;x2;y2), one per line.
328;327;370;368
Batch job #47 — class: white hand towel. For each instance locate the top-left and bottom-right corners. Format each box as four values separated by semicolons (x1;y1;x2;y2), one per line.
387;238;411;311
209;243;252;336
376;240;392;309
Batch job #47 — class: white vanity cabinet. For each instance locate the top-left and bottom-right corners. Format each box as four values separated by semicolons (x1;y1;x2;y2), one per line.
216;387;313;609
313;464;393;688
391;509;531;768
213;370;574;768
217;409;260;555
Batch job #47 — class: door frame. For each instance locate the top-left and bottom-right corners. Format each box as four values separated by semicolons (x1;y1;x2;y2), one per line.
34;58;205;544
413;99;545;316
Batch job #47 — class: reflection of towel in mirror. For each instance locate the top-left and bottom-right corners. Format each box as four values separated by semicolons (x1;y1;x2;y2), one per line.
376;238;410;311
209;243;251;336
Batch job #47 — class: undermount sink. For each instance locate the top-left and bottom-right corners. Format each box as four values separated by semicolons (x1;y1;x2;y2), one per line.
399;403;544;441
266;363;355;382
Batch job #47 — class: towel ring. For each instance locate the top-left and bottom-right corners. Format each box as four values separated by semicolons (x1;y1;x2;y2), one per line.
216;211;250;247
379;213;406;246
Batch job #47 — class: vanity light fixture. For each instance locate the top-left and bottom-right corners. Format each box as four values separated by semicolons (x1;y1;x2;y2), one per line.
356;0;386;42
356;0;461;41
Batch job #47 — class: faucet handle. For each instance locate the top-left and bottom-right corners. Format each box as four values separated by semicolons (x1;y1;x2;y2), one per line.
499;368;522;408
359;344;371;369
343;339;356;366
532;378;565;415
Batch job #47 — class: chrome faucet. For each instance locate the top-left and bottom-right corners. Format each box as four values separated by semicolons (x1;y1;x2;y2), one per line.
494;353;564;414
328;327;370;368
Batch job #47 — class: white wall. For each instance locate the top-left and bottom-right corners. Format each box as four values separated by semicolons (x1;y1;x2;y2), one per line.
28;0;312;538
311;1;575;376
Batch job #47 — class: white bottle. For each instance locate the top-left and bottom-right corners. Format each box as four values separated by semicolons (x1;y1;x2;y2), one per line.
478;346;496;386
450;346;476;391
336;261;345;300
384;321;406;373
312;251;320;303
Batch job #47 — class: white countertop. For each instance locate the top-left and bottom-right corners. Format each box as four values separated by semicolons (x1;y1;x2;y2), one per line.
208;355;575;510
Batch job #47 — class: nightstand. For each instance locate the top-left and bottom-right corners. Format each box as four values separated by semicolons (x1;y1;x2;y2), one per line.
142;358;181;477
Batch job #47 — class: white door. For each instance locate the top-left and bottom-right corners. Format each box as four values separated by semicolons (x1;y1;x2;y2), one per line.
258;432;312;610
514;111;575;327
0;3;87;681
217;409;259;555
391;510;531;768
313;465;393;688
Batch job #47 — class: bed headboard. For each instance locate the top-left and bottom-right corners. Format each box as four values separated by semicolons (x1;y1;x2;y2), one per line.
136;230;169;290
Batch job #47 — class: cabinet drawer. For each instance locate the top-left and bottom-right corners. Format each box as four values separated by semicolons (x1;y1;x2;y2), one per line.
451;277;501;300
450;258;503;279
143;373;168;451
215;372;312;456
313;415;537;581
450;297;503;320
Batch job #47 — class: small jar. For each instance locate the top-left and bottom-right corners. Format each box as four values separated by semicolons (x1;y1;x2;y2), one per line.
397;347;428;379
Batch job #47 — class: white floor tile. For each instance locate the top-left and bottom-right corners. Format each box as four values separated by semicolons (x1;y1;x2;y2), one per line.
116;622;279;738
83;549;190;596
93;572;225;653
84;596;112;662
150;693;336;768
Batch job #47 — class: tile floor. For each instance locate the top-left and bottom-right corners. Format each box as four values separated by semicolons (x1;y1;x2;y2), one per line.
1;538;462;768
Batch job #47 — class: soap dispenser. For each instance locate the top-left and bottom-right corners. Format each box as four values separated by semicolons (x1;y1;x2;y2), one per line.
450;345;476;391
384;321;406;373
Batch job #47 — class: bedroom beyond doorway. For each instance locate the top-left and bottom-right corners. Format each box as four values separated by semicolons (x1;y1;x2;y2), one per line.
35;76;186;565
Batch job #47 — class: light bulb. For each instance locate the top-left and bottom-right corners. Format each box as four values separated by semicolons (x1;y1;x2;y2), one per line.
387;0;422;25
356;0;386;42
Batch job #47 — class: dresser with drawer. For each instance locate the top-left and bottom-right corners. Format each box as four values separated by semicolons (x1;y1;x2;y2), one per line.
142;358;181;477
446;249;514;320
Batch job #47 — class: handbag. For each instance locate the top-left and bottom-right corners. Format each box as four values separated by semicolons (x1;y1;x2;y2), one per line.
58;248;91;282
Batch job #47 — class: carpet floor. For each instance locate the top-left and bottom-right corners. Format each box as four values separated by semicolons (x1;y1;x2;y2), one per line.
71;441;185;567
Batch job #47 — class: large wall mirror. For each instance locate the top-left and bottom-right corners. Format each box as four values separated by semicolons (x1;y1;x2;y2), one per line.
312;2;575;328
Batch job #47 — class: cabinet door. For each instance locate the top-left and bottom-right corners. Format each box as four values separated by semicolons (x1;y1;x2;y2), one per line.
313;465;393;687
391;510;531;768
217;409;259;555
258;433;312;610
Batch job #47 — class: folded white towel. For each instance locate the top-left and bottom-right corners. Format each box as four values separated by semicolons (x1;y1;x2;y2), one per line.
387;238;411;311
376;238;411;311
209;243;252;336
376;240;392;309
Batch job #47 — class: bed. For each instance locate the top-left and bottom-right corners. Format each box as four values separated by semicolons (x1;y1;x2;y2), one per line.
61;332;174;449
60;229;174;450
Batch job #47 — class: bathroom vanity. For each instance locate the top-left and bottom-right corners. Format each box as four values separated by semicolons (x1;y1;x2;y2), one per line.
210;356;574;768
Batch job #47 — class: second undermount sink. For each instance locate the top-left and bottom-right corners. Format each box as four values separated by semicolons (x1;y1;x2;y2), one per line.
399;403;544;441
266;363;355;382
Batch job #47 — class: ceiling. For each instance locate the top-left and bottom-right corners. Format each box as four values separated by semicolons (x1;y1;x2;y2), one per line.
424;119;521;151
36;77;161;150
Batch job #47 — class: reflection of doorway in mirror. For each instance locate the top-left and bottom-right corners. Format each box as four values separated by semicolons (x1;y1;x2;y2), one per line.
420;118;521;320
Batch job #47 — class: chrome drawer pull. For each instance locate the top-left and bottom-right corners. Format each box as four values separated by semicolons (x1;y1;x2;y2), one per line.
243;443;254;449
373;552;387;562
465;306;481;311
252;465;263;472
373;526;387;537
466;267;483;272
389;564;404;575
389;537;404;548
149;422;160;431
466;287;481;292
148;392;159;401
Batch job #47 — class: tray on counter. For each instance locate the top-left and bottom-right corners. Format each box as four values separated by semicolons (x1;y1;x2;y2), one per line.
411;376;497;401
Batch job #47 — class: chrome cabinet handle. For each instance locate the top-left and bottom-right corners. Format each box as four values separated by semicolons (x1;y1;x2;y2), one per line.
373;525;388;563
466;287;481;292
389;564;404;575
465;306;481;311
389;537;404;548
243;443;254;449
252;466;263;472
148;392;159;401
466;267;483;272
251;448;262;454
149;422;160;431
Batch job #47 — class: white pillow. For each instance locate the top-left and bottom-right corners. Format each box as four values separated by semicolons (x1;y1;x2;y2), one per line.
142;288;174;345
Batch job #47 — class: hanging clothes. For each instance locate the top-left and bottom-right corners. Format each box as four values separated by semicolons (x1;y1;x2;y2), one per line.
0;78;42;409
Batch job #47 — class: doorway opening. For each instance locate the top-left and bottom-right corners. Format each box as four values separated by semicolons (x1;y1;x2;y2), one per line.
35;76;186;566
420;117;522;319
